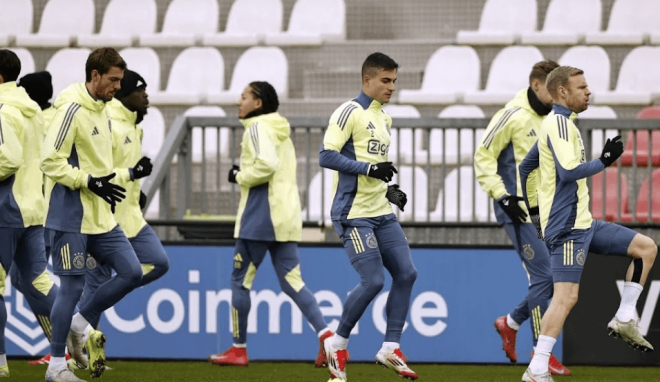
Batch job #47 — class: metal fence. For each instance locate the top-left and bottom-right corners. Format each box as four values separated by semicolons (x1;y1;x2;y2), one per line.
142;115;660;241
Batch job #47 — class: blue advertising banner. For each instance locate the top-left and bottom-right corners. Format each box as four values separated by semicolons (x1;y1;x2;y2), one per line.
5;246;560;363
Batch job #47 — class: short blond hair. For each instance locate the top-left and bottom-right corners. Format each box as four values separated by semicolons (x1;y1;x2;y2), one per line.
545;66;584;99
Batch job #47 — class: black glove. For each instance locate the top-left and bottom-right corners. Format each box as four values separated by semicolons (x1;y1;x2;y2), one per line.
386;184;407;212
88;173;126;213
599;135;624;167
139;191;147;210
367;162;397;182
131;156;153;180
529;206;544;241
498;195;527;223
228;165;240;184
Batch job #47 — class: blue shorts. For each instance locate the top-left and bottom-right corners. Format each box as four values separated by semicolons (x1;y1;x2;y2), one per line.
548;220;637;284
332;214;409;263
0;226;50;284
50;225;136;276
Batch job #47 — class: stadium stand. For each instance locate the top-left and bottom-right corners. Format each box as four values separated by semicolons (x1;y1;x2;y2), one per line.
119;48;161;92
382;104;426;164
264;0;346;46
45;48;91;100
0;0;33;47
463;46;544;105
520;0;601;45
585;0;660;45
590;168;629;222
140;0;218;47
207;47;288;104
78;0;157;48
397;46;480;105
620;130;660;167
141;106;165;159
622;169;660;223
15;0;94;47
636;106;660;119
580;106;618;158
149;47;224;105
8;48;35;78
203;0;283;47
429;106;487;165
456;0;537;45
303;168;334;224
430;166;494;222
184;106;230;162
391;166;428;222
595;47;660;105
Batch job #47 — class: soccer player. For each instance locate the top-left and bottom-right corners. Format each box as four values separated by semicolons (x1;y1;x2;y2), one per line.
1;68;64;367
0;49;60;378
78;69;169;330
207;81;332;368
319;52;417;381
41;47;144;381
474;60;570;375
519;66;657;382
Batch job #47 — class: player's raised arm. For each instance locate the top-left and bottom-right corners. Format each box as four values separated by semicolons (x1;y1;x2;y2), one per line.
235;121;279;187
0;113;24;181
40;103;89;189
319;103;370;175
474;108;519;201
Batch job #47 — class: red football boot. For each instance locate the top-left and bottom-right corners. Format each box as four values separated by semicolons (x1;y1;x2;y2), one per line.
530;351;572;376
28;353;70;365
314;330;334;368
494;316;518;363
208;346;249;367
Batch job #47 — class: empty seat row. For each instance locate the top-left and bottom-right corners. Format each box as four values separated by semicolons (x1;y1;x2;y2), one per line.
458;0;660;45
35;46;287;105
0;0;345;48
592;168;660;223
399;45;660;106
304;166;496;223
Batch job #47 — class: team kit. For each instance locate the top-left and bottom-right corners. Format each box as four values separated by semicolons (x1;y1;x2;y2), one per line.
0;46;656;382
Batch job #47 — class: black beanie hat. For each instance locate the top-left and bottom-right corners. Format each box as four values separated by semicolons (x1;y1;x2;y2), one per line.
115;69;147;99
18;71;53;110
243;81;279;119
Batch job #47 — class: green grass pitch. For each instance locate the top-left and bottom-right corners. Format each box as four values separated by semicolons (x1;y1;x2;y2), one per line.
7;360;659;381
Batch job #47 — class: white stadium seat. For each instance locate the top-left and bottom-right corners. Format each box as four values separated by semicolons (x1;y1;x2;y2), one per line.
303;168;335;224
46;48;91;100
558;46;610;96
140;106;165;159
521;0;601;45
438;105;485;119
398;46;480;105
594;47;660;105
428;105;486;165
463;46;544;105
430;166;495;222
119;48;161;92
78;0;157;48
15;0;94;48
585;0;660;45
9;48;35;78
203;0;282;47
207;47;288;104
140;0;218;47
184;106;231;162
149;48;224;105
391;166;428;222
456;0;536;45
264;0;345;46
144;190;160;219
0;0;33;46
383;105;427;164
579;106;618;158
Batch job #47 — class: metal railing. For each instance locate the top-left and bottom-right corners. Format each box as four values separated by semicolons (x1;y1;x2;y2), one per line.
142;116;660;240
